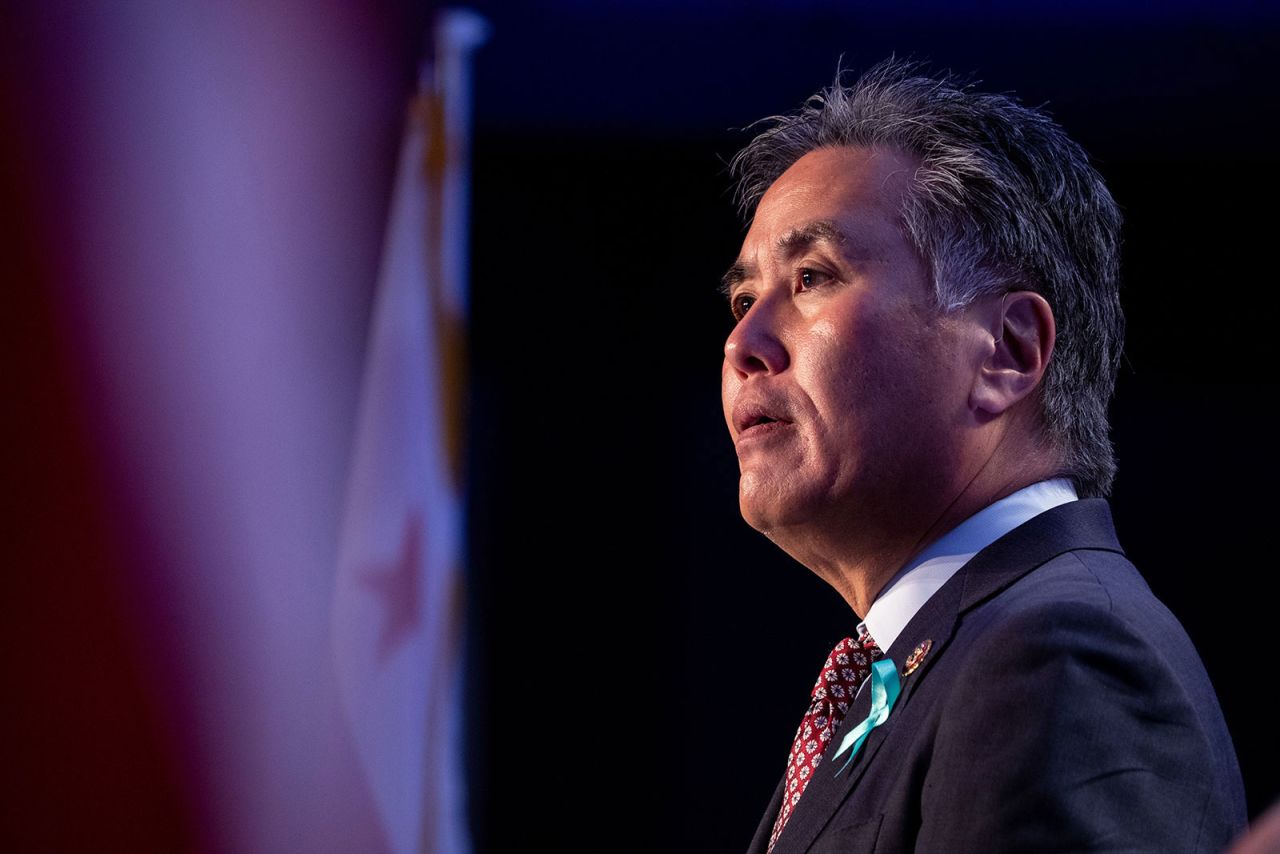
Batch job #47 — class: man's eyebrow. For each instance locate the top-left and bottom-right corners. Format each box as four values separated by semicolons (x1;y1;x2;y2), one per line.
718;220;851;297
719;261;754;297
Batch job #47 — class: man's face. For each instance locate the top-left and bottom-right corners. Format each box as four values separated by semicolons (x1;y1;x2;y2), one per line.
721;146;980;541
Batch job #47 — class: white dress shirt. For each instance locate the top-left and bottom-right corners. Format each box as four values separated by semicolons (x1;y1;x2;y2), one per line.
859;478;1080;654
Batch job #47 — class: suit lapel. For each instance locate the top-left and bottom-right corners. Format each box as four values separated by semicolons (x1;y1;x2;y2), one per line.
769;568;964;854
956;498;1123;612
765;498;1124;853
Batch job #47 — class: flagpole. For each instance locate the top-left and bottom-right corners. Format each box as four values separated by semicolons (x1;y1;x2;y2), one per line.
419;9;487;854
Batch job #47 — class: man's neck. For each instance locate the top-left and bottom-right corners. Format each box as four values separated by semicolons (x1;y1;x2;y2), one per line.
859;478;1079;651
778;459;1065;617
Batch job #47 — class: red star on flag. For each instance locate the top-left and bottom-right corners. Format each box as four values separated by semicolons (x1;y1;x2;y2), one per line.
361;509;424;661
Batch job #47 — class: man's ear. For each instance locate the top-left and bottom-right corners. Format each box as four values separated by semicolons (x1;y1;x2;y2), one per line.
970;290;1055;416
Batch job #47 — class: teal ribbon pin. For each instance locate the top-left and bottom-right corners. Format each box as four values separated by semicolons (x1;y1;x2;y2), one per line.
832;659;901;775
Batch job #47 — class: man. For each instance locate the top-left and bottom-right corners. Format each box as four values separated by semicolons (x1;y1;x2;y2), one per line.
721;60;1247;853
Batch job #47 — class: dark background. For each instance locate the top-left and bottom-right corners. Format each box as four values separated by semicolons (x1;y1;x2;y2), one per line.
6;1;1278;851
461;2;1280;851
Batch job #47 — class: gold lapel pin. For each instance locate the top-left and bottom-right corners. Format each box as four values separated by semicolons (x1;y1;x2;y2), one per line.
901;638;933;676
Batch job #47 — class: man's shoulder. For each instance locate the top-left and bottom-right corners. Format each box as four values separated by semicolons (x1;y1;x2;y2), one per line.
964;545;1189;668
961;497;1176;636
907;543;1248;853
954;542;1234;755
987;542;1153;617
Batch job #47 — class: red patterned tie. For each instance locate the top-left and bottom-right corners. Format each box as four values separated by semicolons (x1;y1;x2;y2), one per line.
767;626;884;853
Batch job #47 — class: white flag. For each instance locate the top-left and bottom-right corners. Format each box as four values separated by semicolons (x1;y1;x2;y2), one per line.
332;11;487;854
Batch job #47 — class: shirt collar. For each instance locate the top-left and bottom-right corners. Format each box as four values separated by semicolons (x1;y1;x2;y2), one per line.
859;478;1079;653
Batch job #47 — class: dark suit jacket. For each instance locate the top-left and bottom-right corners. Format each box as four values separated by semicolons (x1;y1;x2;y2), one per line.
748;498;1247;854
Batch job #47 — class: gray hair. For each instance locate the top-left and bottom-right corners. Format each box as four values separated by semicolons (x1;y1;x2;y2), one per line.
729;58;1125;498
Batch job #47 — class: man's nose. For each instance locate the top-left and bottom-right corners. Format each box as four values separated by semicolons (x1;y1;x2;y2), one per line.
724;295;789;378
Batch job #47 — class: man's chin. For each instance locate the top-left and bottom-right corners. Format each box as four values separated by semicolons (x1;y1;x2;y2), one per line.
738;490;814;536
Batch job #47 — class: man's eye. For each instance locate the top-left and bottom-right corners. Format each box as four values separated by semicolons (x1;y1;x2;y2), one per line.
799;268;833;289
731;294;755;322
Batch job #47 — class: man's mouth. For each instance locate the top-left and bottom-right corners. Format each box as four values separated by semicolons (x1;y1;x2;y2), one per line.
733;401;793;438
